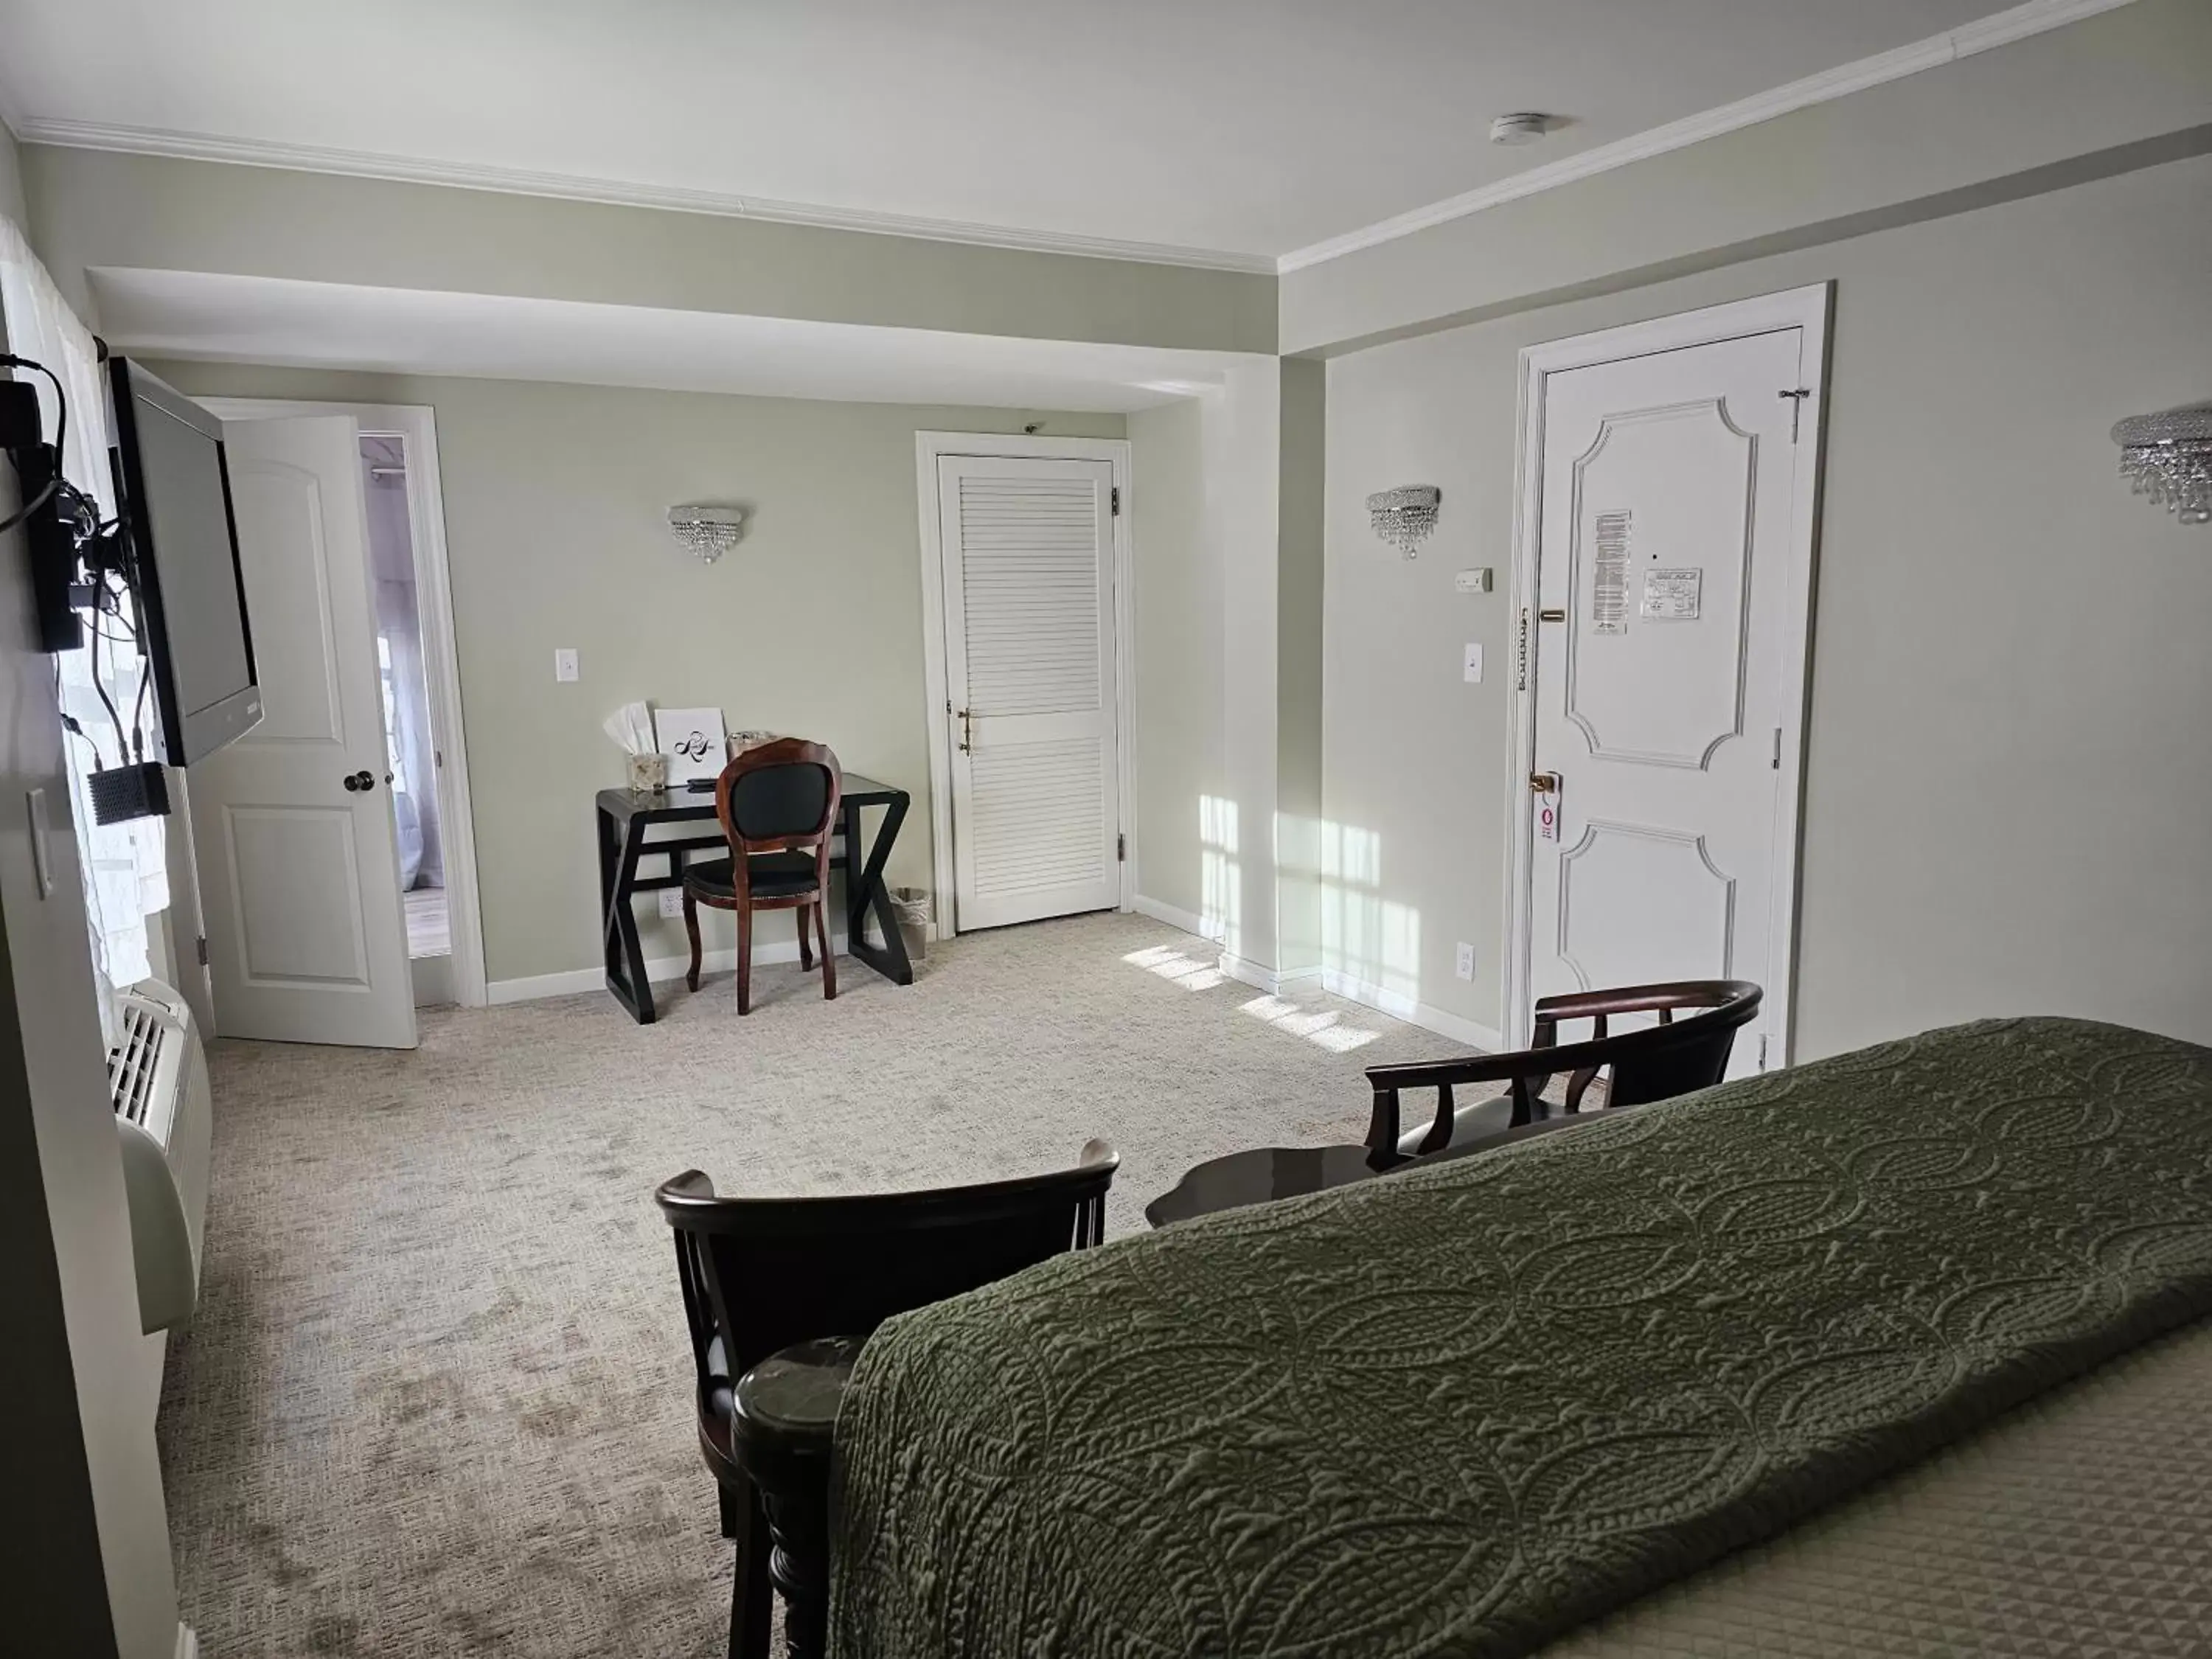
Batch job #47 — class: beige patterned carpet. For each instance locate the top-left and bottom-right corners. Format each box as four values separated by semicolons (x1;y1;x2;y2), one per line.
158;912;1470;1658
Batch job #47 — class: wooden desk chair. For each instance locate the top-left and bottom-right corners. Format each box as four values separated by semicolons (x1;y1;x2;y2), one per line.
1364;979;1763;1165
655;1143;1119;1659
683;739;841;1015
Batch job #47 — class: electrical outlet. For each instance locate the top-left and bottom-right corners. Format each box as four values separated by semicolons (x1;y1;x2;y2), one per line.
1462;643;1484;684
1455;942;1476;981
658;888;686;920
554;647;580;683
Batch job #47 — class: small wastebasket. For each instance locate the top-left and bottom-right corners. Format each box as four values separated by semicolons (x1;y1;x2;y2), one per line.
890;886;931;965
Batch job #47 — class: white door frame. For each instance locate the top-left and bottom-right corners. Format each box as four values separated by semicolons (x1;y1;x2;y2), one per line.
914;431;1135;939
1502;282;1831;1064
202;398;489;1008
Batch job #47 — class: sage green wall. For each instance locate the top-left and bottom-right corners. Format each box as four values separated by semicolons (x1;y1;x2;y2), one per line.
152;360;1124;989
1127;397;1217;925
1324;150;2212;1057
1274;358;1326;979
27;147;1276;354
1283;0;2212;353
0;123;26;228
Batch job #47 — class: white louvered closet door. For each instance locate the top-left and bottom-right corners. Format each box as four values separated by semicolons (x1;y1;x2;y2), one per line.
939;454;1121;932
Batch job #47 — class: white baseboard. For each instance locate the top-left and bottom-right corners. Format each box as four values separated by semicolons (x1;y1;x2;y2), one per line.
1322;969;1504;1053
1132;893;1222;942
1216;950;1276;994
175;1625;198;1659
487;933;849;1006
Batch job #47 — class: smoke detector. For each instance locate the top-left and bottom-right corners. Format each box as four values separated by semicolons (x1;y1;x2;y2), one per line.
1489;113;1551;147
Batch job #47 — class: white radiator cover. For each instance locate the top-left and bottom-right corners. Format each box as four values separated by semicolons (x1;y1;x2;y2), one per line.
108;977;212;1335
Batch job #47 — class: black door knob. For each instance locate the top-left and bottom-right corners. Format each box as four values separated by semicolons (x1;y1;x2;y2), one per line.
342;770;375;792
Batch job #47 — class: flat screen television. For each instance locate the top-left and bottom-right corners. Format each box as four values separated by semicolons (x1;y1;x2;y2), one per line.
106;358;262;763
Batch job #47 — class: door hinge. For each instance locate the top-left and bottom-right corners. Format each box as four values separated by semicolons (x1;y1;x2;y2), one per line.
434;748;444;768
1759;1034;1770;1069
1779;386;1812;441
195;934;209;967
1110;486;1121;516
1116;832;1126;862
1771;727;1783;770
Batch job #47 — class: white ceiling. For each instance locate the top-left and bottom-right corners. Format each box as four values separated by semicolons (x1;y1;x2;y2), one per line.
88;268;1252;412
3;0;2018;263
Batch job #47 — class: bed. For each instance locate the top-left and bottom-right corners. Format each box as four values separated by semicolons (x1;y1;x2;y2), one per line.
826;1017;2212;1657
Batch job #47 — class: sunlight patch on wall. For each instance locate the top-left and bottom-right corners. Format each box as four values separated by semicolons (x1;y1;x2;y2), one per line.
1315;817;1421;1007
1199;793;1239;947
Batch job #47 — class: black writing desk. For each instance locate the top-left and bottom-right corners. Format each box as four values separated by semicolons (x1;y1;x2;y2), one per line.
594;776;914;1024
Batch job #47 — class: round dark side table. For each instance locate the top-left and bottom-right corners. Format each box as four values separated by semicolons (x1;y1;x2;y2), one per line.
1145;1113;1596;1228
1144;1144;1391;1227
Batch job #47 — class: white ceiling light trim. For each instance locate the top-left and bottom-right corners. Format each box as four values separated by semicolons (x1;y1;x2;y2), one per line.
1275;0;2140;274
13;118;1277;276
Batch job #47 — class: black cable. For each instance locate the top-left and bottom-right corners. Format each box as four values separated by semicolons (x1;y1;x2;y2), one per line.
130;646;151;759
0;474;57;536
86;596;128;767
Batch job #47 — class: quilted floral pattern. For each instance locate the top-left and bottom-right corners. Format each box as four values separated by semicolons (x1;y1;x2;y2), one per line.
827;1018;2212;1658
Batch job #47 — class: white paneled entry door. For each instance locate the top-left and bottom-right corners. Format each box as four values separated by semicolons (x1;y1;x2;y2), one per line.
1514;289;1827;1074
937;453;1124;932
189;416;417;1048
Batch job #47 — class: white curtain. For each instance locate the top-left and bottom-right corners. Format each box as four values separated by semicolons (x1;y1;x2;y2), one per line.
0;215;170;1043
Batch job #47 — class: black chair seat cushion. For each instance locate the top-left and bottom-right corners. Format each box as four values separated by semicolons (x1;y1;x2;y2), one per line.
684;852;822;901
1394;1092;1522;1158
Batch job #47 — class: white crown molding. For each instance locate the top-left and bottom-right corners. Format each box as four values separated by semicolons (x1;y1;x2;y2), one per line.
1276;0;2140;274
11;118;1277;276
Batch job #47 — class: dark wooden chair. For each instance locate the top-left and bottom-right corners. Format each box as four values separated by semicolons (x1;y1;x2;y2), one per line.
655;1141;1119;1659
683;738;842;1014
1364;979;1764;1166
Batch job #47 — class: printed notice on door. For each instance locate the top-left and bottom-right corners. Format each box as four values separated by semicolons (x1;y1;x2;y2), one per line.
1641;566;1703;621
1592;510;1631;634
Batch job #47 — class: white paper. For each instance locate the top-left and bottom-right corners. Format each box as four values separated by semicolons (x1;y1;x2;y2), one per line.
1641;566;1703;622
1592;509;1631;634
602;700;655;756
1536;781;1561;843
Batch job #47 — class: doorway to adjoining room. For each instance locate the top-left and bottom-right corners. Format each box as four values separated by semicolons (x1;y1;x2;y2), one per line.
360;434;453;1004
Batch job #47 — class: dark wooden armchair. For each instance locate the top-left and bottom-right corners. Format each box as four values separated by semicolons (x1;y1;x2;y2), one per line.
1364;980;1763;1166
683;738;842;1014
655;1142;1119;1659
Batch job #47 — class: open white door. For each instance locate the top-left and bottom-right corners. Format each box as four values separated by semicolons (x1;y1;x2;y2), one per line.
1514;290;1826;1076
939;454;1122;932
189;415;417;1048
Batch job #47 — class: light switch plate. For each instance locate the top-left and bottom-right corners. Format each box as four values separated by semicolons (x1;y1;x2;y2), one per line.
1455;942;1476;981
658;888;686;920
1455;568;1493;594
554;647;580;683
1462;643;1484;683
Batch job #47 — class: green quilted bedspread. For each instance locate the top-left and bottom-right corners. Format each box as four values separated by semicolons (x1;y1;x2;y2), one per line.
827;1018;2212;1658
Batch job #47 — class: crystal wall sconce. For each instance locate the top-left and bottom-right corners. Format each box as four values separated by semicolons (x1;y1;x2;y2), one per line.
2112;404;2211;525
1367;485;1441;558
667;504;746;563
